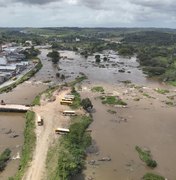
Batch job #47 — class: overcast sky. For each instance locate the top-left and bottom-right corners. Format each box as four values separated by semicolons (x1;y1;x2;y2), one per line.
0;0;176;28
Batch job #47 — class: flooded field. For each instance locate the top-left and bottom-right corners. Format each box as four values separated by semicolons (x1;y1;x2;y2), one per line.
0;49;175;179
77;83;176;180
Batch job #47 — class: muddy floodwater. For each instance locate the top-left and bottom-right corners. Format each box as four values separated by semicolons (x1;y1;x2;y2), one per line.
0;49;175;179
0;113;25;180
77;83;176;180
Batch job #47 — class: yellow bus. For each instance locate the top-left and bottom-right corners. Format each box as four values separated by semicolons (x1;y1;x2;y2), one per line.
60;100;73;105
61;98;73;101
55;128;70;134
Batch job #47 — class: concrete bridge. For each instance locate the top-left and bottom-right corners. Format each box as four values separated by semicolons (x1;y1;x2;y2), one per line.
0;104;30;112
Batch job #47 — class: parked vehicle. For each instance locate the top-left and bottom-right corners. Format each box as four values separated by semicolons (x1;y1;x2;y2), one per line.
37;115;44;126
60;100;73;105
62;110;76;116
55;128;69;134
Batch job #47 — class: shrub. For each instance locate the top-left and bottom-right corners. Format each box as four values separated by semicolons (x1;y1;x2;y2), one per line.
142;173;165;180
57;115;93;179
154;88;169;94
101;96;127;106
0;148;11;172
135;146;157;168
91;86;104;93
81;98;93;111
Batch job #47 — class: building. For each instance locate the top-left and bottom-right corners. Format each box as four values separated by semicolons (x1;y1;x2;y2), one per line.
25;41;32;46
0;72;14;84
6;53;25;62
0;56;7;65
75;38;81;42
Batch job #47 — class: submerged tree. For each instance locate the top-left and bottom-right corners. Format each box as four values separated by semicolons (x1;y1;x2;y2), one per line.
81;98;93;111
95;54;101;63
47;50;60;64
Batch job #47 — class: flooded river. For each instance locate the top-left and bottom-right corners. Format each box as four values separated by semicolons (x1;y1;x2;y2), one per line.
78;83;176;180
0;49;175;179
0;113;25;180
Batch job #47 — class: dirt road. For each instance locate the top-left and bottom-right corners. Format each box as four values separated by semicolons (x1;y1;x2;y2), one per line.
23;88;71;180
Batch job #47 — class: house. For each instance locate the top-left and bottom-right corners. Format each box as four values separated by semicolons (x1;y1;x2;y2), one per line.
0;74;6;84
0;65;17;72
6;53;25;62
0;72;13;84
76;38;81;42
0;56;8;65
25;41;32;46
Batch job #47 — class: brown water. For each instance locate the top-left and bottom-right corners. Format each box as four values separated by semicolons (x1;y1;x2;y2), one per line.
75;83;176;180
0;49;174;179
59;51;163;87
0;113;25;180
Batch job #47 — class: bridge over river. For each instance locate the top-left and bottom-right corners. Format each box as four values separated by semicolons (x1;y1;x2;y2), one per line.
0;104;30;112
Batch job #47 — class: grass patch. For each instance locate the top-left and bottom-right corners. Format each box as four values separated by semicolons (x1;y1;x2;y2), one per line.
134;98;140;101
0;59;42;94
143;93;152;98
43;80;51;83
165;101;174;106
101;96;127;106
154;88;169;94
70;87;82;109
0;148;11;172
55;115;93;179
12;111;36;180
169;81;176;86
45;141;60;180
107;109;117;114
167;95;175;100
142;173;165;180
32;95;41;106
32;85;60;106
68;75;87;87
91;86;104;93
135;146;157;168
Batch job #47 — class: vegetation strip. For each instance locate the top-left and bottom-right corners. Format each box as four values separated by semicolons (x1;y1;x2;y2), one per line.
45;75;92;179
154;88;169;94
0;148;11;172
0;59;42;94
101;96;127;106
91;86;104;93
135;146;157;168
56;115;92;179
10;111;36;180
142;173;165;180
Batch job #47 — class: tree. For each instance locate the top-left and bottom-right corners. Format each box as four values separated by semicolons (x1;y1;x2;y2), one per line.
95;54;101;63
47;50;60;64
81;98;93;111
103;57;108;61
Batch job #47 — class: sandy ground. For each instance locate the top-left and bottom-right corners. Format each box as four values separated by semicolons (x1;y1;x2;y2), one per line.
22;87;71;180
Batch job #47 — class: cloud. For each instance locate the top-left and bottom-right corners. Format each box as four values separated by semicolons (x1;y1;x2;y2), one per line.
79;0;104;10
0;0;176;27
13;0;61;5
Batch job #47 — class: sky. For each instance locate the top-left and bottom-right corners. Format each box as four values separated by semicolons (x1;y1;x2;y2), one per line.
0;0;176;28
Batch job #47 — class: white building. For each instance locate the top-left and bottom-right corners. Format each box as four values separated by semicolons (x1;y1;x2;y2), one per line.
25;41;32;46
0;56;7;65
